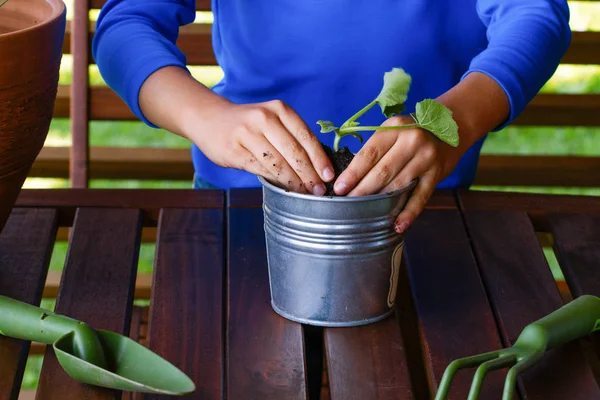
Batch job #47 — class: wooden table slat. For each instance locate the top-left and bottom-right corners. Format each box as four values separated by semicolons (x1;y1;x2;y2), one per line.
36;208;142;400
0;209;58;400
547;213;600;363
403;209;507;400
457;190;600;214
461;209;600;399
227;207;308;399
144;208;224;400
324;312;415;400
547;213;600;298
15;189;224;226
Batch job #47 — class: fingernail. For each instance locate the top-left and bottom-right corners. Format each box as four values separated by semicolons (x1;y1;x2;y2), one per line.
323;167;334;181
313;183;326;196
334;181;348;194
395;221;409;233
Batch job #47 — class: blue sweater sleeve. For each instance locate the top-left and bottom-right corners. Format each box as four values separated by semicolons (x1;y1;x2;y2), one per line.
465;0;571;130
92;0;196;127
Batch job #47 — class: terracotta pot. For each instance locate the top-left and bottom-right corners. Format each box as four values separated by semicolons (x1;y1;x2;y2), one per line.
0;0;66;233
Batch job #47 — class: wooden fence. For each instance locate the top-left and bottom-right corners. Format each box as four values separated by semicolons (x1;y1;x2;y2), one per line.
30;0;600;188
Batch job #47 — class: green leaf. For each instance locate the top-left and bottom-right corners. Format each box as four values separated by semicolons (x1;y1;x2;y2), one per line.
375;68;412;118
317;120;337;133
414;99;459;147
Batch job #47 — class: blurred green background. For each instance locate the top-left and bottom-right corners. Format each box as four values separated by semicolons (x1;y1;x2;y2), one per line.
17;0;600;392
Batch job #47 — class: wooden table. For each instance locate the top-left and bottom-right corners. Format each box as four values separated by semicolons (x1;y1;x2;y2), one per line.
1;188;600;400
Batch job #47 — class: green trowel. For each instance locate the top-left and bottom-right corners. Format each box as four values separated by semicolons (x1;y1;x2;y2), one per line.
0;295;195;395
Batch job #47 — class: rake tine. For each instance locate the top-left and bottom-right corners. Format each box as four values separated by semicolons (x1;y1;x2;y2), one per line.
467;354;517;400
502;353;543;400
434;350;502;400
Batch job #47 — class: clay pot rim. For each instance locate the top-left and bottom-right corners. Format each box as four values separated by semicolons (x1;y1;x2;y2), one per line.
0;0;66;40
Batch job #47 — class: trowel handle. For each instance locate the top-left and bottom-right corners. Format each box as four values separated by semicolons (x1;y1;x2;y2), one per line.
527;295;600;350
0;295;80;345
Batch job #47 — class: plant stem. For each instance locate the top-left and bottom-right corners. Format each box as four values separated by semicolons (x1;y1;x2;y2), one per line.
334;134;342;152
342;99;377;127
0;0;8;8
339;123;420;134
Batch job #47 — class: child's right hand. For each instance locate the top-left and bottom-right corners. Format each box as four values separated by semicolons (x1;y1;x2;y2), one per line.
192;100;335;195
139;66;334;195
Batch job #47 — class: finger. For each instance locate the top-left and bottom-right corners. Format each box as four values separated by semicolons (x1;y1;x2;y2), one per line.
262;114;327;196
333;132;397;195
267;100;336;183
379;146;441;195
346;139;414;197
392;168;438;234
243;131;308;193
235;146;277;181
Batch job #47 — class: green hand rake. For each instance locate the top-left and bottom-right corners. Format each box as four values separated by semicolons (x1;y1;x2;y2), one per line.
434;294;600;400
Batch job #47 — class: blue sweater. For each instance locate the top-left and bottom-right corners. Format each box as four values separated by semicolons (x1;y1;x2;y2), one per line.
92;0;571;190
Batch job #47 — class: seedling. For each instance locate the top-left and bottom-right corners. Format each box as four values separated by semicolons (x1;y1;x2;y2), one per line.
0;0;8;8
317;68;459;152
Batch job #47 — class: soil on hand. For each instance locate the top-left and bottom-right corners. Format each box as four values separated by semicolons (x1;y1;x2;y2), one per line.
321;144;354;196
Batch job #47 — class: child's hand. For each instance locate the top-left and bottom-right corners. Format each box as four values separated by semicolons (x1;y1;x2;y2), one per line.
332;115;461;233
138;66;334;195
192;100;335;195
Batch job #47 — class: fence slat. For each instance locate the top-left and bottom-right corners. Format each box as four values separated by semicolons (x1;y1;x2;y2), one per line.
70;0;90;188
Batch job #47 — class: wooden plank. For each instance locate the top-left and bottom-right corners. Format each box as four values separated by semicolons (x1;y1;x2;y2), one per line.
461;209;600;399
512;94;600;126
224;187;455;210
562;31;600;66
144;208;224;400
128;306;143;344
15;189;224;226
61;22;215;66
60;24;600;67
31;145;600;188
55;226;156;243
227;188;264;208
403;209;506;399
457;189;600;232
42;270;152;299
168;23;215;66
52;85;69;118
473;155;600;187
70;0;91;188
547;213;600;361
324;313;415;400
31;146;194;181
227;206;307;399
0;209;57;400
36;208;142;399
90;0;211;11
546;213;600;298
17;391;36;400
53;87;600;126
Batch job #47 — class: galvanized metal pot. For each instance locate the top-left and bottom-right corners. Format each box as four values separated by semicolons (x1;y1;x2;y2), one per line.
259;176;417;327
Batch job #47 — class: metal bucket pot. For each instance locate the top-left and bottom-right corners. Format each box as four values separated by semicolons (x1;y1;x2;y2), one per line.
259;176;417;327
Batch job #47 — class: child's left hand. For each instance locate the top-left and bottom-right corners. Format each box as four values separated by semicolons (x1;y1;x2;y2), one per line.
332;114;462;234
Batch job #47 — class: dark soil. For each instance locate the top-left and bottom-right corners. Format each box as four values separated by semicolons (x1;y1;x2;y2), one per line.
321;144;354;196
